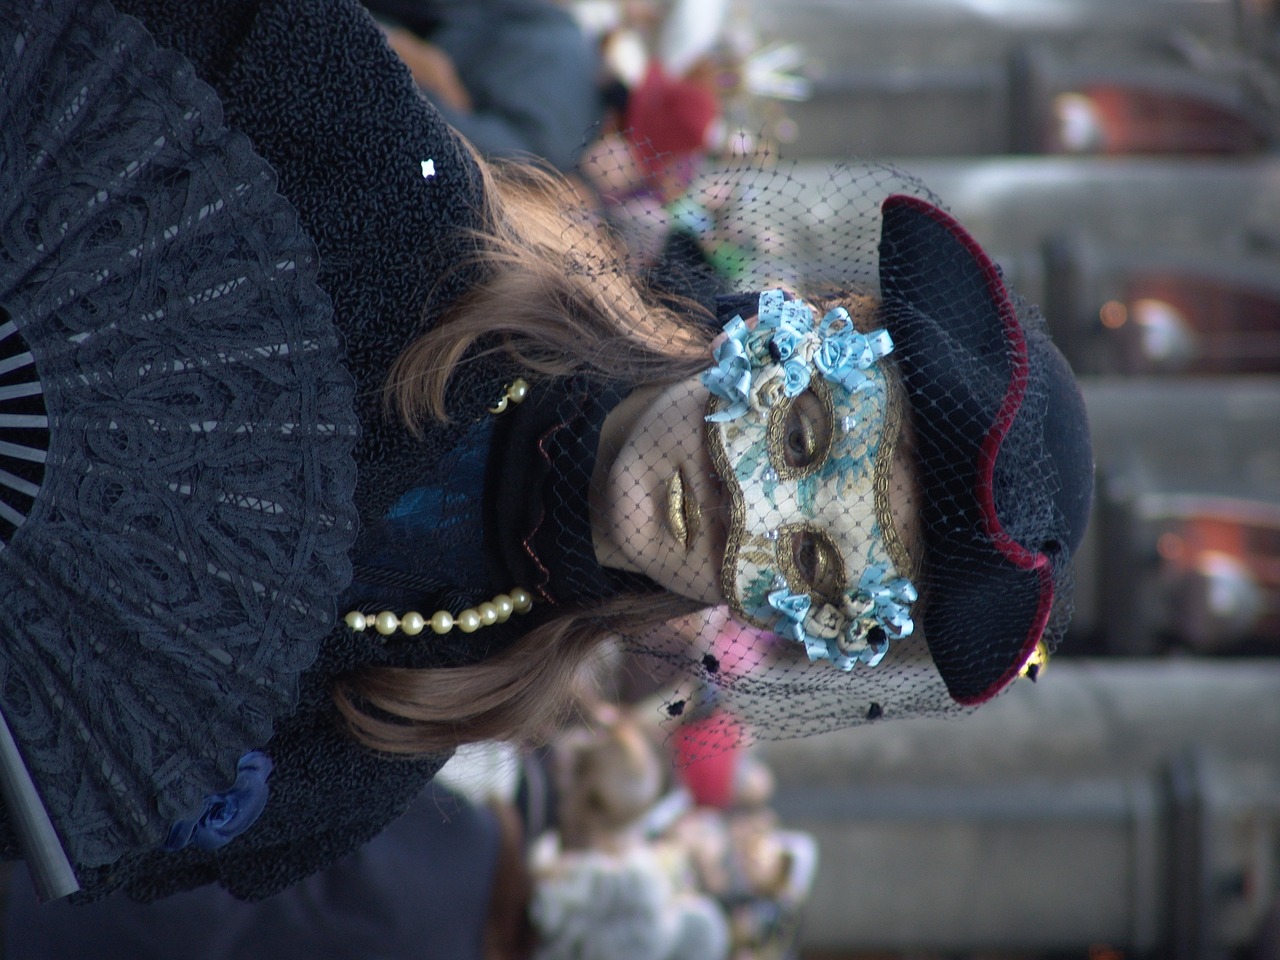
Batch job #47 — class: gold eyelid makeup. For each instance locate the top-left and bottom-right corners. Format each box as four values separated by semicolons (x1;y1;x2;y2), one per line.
806;533;843;598
784;413;815;465
769;383;834;481
778;524;846;602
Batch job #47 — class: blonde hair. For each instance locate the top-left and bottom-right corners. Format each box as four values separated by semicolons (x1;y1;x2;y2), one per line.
335;156;711;755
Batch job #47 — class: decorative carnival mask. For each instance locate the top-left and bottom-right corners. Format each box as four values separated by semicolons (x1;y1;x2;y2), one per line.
701;289;918;671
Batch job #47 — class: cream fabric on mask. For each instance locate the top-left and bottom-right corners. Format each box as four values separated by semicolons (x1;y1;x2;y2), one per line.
702;290;917;670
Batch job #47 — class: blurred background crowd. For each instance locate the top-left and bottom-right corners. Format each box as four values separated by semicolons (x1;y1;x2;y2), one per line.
5;0;1280;958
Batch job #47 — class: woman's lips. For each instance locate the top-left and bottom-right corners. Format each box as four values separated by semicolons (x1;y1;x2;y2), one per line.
664;468;702;551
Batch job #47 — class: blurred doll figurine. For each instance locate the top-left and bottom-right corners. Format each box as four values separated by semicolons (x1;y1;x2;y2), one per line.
555;717;666;854
530;717;732;960
670;704;775;810
0;0;1091;905
675;817;816;960
530;843;732;960
534;712;814;960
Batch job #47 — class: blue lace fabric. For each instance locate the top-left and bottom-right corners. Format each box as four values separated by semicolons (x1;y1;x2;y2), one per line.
0;0;359;873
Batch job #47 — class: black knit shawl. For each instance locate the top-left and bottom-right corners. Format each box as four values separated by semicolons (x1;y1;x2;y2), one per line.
68;0;522;901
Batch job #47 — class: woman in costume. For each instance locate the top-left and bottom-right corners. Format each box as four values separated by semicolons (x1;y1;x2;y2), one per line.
0;0;1093;903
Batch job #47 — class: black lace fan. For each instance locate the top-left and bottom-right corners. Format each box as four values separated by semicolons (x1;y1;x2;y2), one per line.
0;0;359;875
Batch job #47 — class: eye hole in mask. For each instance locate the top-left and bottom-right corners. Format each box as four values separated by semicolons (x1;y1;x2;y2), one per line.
785;527;845;601
771;387;833;479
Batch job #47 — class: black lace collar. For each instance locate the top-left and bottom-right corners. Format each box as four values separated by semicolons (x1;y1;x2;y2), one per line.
484;376;658;608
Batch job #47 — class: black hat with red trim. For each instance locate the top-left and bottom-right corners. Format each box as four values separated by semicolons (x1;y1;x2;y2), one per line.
879;194;1094;705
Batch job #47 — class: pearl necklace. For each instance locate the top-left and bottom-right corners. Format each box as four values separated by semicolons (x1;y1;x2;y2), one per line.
344;587;534;637
343;378;533;639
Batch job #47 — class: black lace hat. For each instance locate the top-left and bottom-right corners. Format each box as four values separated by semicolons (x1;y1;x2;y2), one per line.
878;194;1094;705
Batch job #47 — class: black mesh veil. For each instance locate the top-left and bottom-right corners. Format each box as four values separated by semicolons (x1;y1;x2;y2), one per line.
570;142;1092;749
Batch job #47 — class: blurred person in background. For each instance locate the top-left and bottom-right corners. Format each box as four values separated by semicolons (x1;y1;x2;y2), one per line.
369;0;604;171
5;782;533;960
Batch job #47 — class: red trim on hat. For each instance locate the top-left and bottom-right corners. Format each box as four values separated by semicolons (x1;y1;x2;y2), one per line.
884;196;1055;703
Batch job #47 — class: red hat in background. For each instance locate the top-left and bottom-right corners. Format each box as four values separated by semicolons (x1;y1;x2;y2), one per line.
624;61;721;175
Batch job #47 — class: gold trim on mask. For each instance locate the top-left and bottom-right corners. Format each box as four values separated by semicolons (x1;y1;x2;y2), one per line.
768;379;835;482
873;374;913;578
775;522;848;603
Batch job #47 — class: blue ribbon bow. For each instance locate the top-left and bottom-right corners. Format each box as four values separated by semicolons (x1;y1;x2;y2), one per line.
767;587;811;645
770;564;918;672
858;564;919;640
813;307;895;394
701;315;754;422
702;292;896;424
